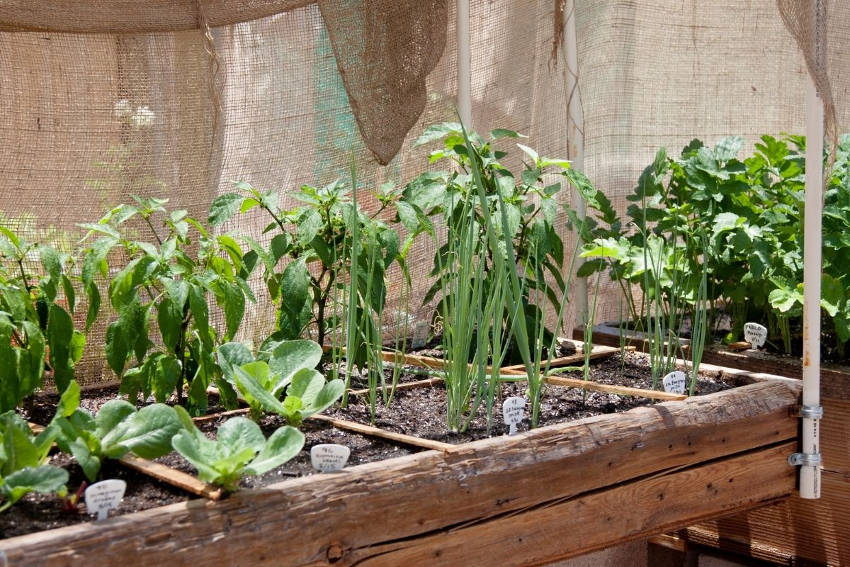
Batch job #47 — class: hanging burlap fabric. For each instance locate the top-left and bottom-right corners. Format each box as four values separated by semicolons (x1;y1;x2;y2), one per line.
0;0;447;165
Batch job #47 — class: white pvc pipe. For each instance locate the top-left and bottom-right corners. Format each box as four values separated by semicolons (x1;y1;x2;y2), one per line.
564;0;587;321
800;0;824;500
456;0;472;128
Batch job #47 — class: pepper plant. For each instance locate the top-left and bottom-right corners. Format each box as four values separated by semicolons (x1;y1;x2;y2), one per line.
80;196;256;414
0;226;85;408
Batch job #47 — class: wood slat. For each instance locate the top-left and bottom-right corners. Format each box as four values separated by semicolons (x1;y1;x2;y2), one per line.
118;454;222;501
309;413;455;452
500;339;620;371
684;470;850;566
0;380;800;567
345;443;796;566
543;375;687;401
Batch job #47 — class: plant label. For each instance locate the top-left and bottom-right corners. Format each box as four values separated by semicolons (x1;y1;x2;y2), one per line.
744;322;768;349
662;371;687;395
85;479;126;521
310;444;351;472
502;396;526;436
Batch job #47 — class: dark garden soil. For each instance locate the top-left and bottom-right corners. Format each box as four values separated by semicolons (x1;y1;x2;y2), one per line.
2;350;737;539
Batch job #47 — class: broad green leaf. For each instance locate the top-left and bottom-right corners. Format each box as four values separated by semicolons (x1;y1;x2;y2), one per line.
490;128;524;140
47;304;74;392
69;438;101;482
287;369;325;405
208;193;244;226
821;274;844;317
301;379;345;418
94;400;137;439
151;354;180;403
56;380;81;419
233;365;287;416
414;122;462;146
216;417;265;456
171;430;222;483
268;340;323;392
101;404;182;460
246;426;304;475
156;296;183;351
1;466;68;508
280;259;310;316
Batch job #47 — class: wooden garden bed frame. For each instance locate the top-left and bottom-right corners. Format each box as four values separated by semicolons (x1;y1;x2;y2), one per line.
577;325;850;565
0;358;801;567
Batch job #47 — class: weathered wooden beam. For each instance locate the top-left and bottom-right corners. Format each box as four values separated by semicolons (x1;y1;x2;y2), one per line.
0;380;800;566
683;469;850;566
346;443;796;566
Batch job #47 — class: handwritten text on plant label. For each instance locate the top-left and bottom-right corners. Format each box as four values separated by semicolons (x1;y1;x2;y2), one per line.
503;396;526;435
662;371;687;395
744;322;768;349
85;479;126;521
310;444;350;472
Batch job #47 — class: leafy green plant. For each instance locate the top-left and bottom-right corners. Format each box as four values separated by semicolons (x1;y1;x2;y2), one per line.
48;381;184;482
171;407;304;492
0;411;68;512
80;196;256;414
209;180;412;347
218;339;344;426
0;227;86;407
577;133;850;363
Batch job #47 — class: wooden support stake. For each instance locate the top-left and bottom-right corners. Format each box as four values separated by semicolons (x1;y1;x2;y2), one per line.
348;376;445;397
497;368;688;401
191;407;249;424
500;340;621;371
544;375;687;401
118;454;222;501
309;414;455;452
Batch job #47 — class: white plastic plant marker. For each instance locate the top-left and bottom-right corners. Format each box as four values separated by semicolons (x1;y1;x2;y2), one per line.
502;396;526;436
662;371;687;395
85;479;126;521
310;444;350;472
743;322;768;349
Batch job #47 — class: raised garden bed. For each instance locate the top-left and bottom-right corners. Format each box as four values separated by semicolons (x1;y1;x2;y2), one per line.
580;326;850;565
0;346;801;567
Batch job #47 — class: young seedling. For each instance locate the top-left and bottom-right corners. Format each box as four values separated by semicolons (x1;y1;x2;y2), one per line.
171;408;304;492
47;381;184;482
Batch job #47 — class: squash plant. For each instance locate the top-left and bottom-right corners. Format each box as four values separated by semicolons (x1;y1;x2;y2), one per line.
80;196;256;414
577;134;850;360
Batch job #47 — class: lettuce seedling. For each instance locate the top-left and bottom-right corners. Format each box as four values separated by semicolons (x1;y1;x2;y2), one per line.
48;381;184;481
171;407;304;492
0;411;68;512
218;339;344;425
